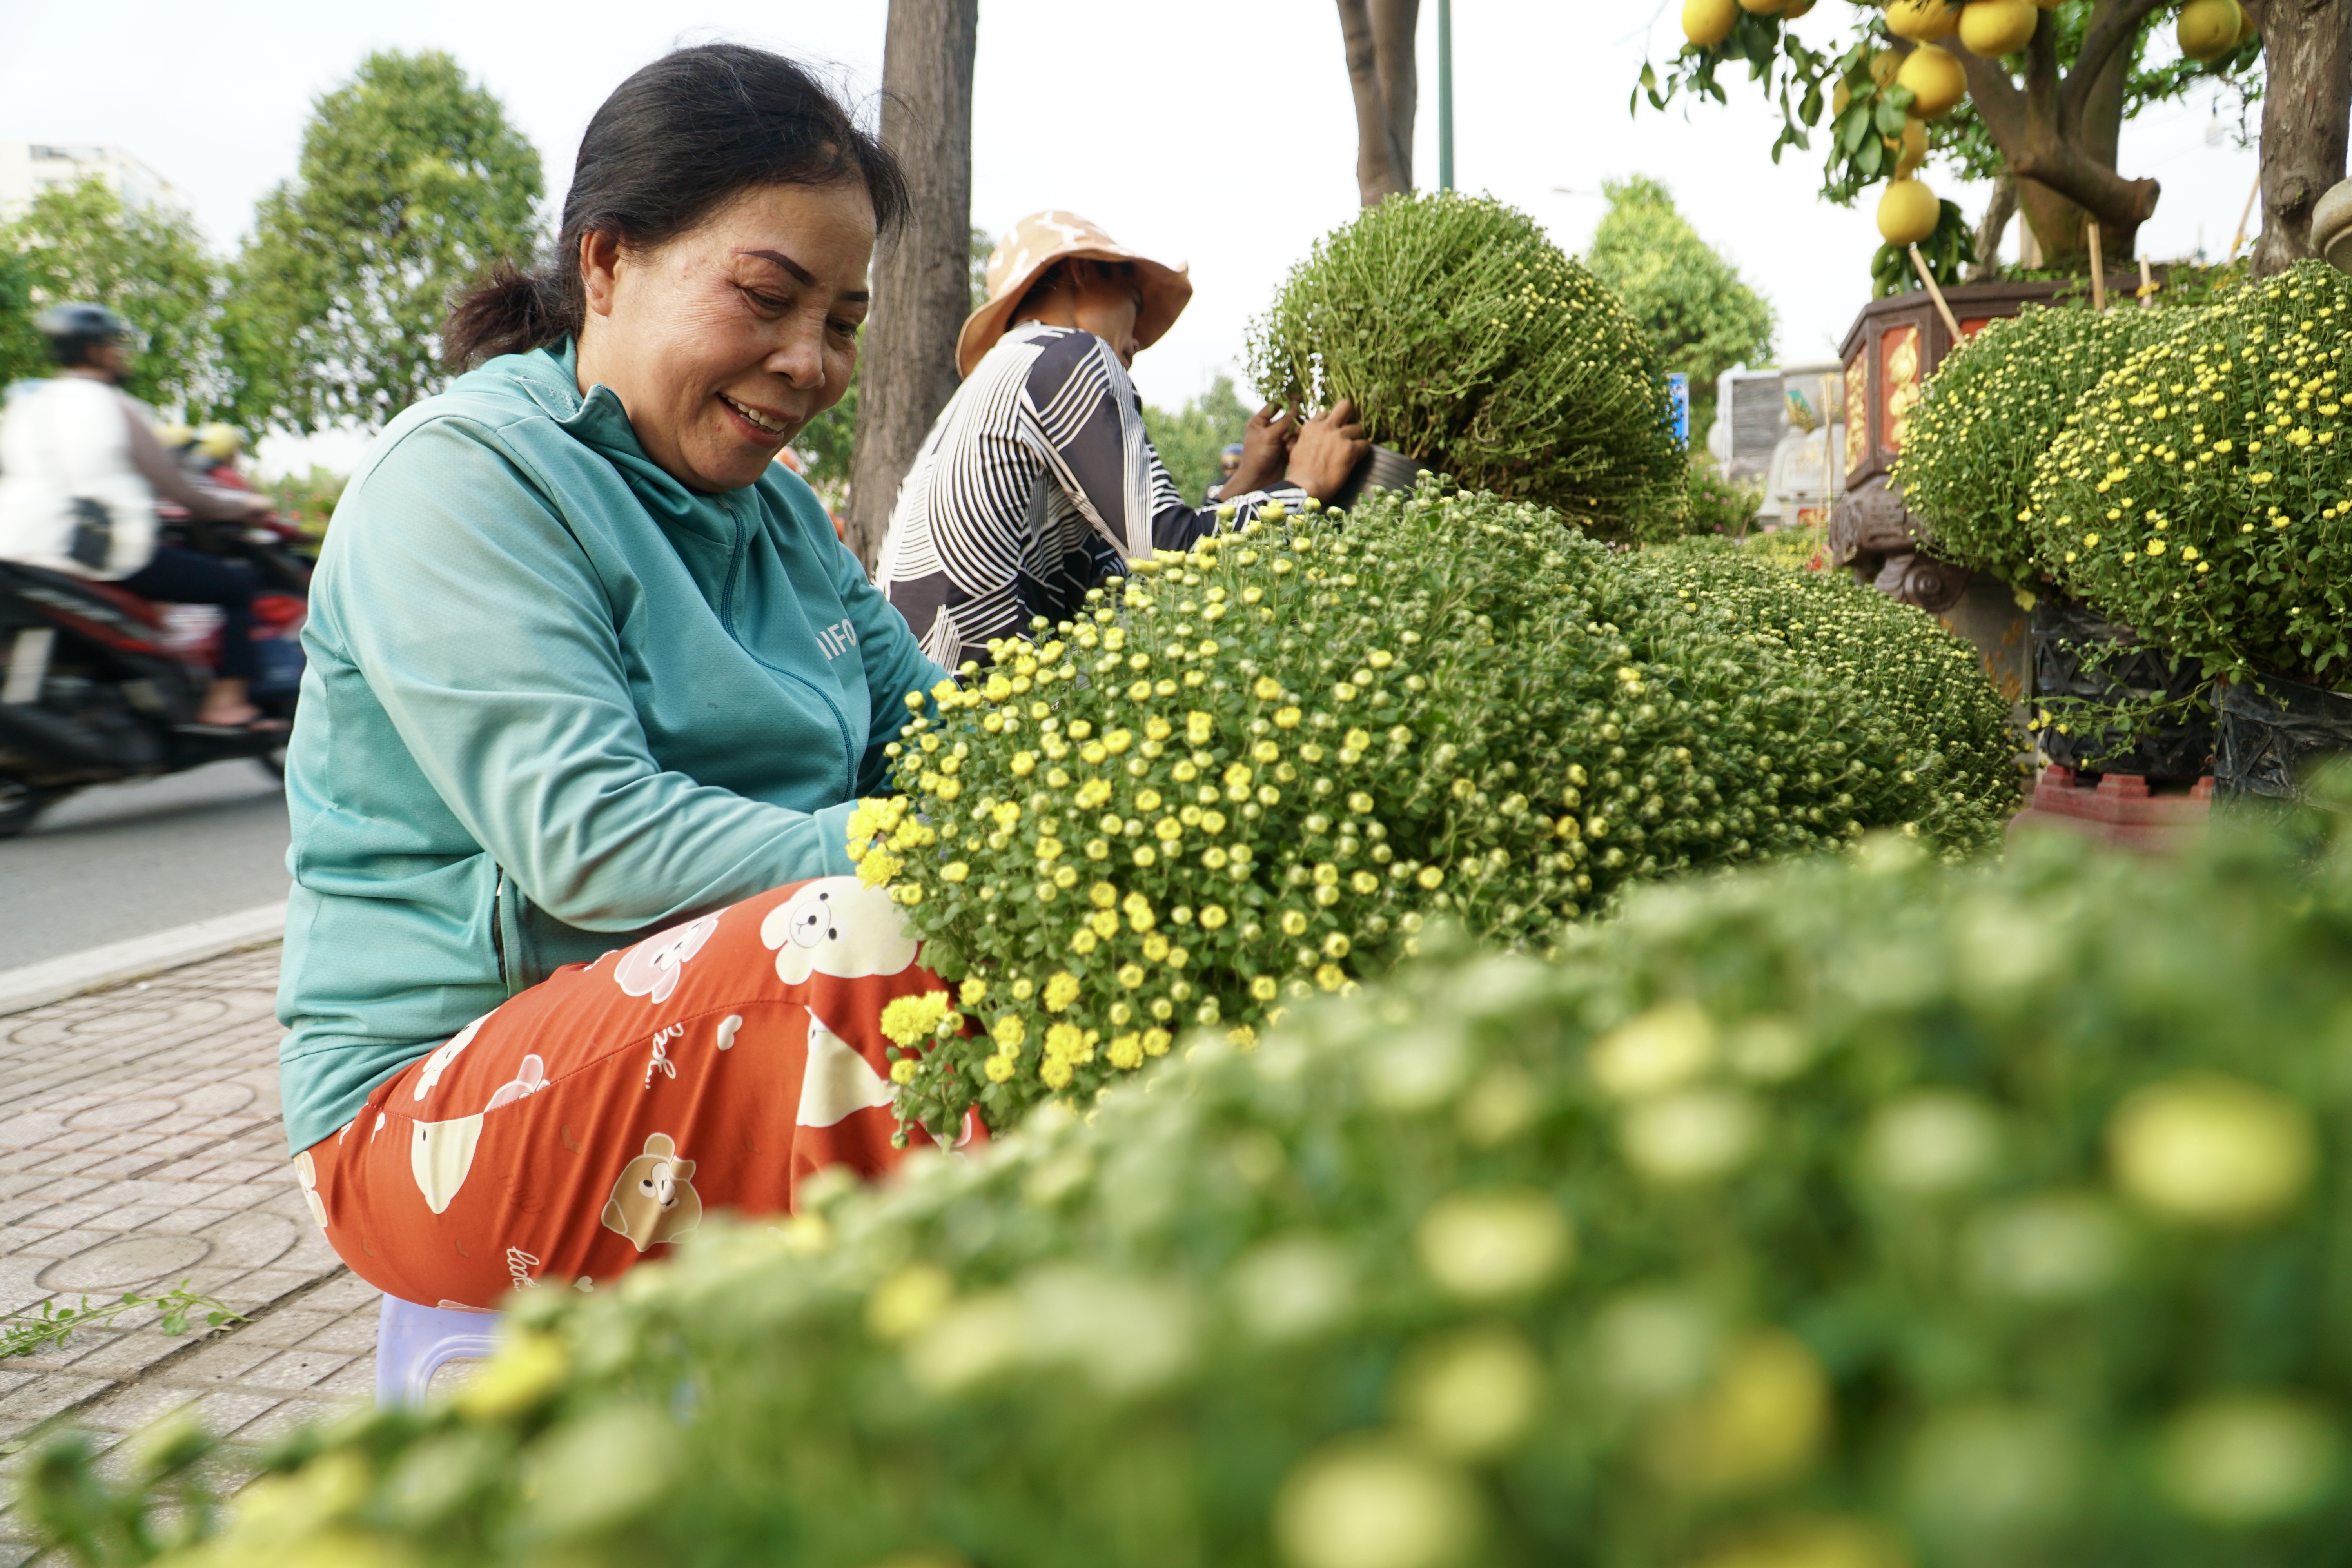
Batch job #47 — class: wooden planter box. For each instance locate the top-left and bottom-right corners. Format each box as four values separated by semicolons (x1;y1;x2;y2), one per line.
1829;273;2166;748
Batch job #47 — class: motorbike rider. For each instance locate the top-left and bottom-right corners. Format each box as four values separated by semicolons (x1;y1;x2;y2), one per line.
0;304;280;731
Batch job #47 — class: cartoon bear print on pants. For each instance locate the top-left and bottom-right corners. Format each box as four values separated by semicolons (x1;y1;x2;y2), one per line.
758;877;917;985
601;1132;702;1252
413;1115;485;1216
613;913;722;1004
412;1010;496;1101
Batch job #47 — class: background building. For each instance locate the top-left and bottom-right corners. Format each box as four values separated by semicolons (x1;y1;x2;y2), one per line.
0;142;190;219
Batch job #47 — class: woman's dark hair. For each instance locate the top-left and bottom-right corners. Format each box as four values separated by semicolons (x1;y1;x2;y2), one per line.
1012;257;1137;321
444;44;908;368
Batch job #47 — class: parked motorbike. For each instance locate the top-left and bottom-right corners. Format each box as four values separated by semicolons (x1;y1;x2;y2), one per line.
0;511;313;839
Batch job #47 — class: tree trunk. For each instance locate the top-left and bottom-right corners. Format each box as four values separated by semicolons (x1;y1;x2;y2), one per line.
1955;0;2161;271
2244;0;2352;276
1336;0;1421;205
1969;174;2018;278
846;0;978;572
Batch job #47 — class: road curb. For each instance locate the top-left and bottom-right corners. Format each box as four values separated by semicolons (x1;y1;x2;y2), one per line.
0;900;288;1018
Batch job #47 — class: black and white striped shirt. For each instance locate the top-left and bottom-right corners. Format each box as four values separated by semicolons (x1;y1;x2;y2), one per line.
876;322;1299;670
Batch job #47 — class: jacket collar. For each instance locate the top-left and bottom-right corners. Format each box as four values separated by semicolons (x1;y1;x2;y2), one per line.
506;342;746;547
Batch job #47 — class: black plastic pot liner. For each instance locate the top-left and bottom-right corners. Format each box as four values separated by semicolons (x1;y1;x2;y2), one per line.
2216;671;2352;801
2030;597;2213;779
1326;445;1429;513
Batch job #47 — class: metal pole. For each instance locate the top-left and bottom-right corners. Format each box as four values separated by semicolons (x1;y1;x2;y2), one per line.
1438;0;1454;190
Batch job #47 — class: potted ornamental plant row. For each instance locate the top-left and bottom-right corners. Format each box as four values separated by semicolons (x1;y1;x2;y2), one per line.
2024;261;2352;804
1246;191;1690;544
1832;272;2166;720
55;801;2352;1568
1897;301;2215;842
854;483;2014;1139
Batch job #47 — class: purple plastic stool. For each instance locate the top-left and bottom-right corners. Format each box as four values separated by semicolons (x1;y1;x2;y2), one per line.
374;1295;503;1406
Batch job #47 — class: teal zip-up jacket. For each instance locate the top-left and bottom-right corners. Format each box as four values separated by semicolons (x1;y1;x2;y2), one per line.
276;344;947;1154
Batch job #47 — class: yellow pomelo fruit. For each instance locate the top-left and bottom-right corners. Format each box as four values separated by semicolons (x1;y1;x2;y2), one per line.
1833;79;1852;116
1885;0;1960;40
1783;0;1817;14
1738;0;1785;13
2176;0;2241;60
1878;178;1941;246
1958;0;2038;54
1897;44;1968;116
1684;0;1739;45
2237;2;2258;43
1884;116;1929;176
1870;48;1903;85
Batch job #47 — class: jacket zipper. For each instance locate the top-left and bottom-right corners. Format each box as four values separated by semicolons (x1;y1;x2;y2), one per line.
490;866;509;989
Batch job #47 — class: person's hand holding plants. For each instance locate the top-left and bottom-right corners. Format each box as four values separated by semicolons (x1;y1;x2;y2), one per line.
1223;402;1298;496
1283;397;1370;499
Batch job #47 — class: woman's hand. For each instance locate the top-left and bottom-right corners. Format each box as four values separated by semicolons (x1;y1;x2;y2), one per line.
1221;403;1298;497
1284;399;1372;501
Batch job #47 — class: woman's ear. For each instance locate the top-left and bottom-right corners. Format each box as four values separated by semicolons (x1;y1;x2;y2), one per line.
579;230;624;319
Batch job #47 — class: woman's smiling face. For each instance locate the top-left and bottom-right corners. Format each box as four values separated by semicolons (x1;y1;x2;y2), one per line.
574;179;875;494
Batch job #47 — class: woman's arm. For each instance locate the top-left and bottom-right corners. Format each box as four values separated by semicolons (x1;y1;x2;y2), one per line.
327;420;865;931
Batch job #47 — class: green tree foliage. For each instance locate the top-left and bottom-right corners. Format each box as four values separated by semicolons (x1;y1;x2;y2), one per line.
1141;374;1252;505
47;797;2352;1568
1585;175;1775;396
228;50;543;432
0;180;228;417
1634;0;2262;275
1248;192;1687;540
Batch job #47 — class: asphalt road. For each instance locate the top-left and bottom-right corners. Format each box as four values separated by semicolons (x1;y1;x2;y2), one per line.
0;760;290;970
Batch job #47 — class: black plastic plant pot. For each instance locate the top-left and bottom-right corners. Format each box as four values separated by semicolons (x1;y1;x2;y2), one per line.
2216;671;2352;802
1325;444;1428;513
2030;597;2214;780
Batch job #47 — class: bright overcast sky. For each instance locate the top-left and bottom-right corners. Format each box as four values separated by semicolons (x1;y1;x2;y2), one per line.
0;0;2263;472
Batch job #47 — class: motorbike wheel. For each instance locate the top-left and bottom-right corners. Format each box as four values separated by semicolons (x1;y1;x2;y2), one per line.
0;779;59;840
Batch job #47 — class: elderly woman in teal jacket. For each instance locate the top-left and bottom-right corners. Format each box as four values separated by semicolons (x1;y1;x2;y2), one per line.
278;45;956;1310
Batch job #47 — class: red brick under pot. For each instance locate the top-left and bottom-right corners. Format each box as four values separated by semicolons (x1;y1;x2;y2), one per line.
2009;766;2214;854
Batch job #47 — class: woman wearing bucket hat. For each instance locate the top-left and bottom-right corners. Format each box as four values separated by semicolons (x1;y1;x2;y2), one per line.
877;211;1367;671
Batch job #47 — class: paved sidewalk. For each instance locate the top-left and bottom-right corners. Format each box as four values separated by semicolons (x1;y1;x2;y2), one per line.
0;946;377;1563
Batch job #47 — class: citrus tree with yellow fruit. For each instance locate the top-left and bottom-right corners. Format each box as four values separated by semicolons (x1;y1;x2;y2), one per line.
1639;0;2267;287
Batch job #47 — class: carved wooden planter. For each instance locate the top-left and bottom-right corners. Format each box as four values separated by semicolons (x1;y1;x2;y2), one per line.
1830;274;2161;716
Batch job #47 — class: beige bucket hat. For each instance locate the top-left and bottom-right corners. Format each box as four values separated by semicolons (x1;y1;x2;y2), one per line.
957;210;1192;377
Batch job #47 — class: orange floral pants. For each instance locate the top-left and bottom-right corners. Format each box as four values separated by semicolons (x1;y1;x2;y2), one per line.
293;875;974;1310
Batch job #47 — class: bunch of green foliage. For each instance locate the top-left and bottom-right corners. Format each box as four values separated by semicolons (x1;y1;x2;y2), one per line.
851;483;2010;1136
1897;303;2174;586
1683;459;1763;537
1584;176;1775;397
228;49;543;432
1142;374;1252;508
50;803;2352;1568
2027;261;2352;682
1626;538;2020;815
1245;192;1686;540
0;179;230;418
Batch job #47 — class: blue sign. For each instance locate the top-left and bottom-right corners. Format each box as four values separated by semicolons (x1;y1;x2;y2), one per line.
1666;372;1691;446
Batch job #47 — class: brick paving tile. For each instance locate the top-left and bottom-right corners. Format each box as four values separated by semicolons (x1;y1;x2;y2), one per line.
0;946;388;1557
240;1350;356;1393
234;1398;343;1445
79;1381;205;1435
